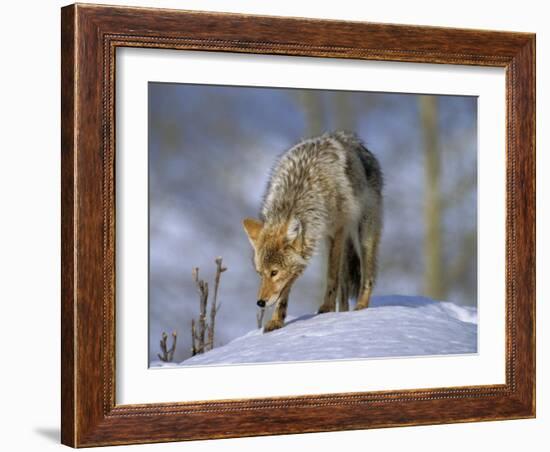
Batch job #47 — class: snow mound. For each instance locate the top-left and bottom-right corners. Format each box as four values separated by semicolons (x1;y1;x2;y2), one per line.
180;295;477;366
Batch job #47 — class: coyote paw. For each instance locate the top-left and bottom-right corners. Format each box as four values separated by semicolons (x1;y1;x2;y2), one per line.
263;319;284;333
317;304;335;314
354;303;369;311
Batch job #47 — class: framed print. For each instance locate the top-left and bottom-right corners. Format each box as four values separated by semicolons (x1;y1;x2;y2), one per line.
61;3;535;447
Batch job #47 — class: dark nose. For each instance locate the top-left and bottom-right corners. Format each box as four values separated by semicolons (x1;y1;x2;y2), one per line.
257;299;266;308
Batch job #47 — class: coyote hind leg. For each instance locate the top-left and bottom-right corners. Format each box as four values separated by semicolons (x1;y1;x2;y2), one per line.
338;239;351;312
318;228;345;314
356;216;381;310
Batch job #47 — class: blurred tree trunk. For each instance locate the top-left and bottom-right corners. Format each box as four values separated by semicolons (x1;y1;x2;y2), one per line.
299;91;325;137
334;91;355;131
420;96;445;300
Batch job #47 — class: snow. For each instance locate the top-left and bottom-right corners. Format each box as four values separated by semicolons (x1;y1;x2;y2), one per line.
151;295;477;367
149;360;181;368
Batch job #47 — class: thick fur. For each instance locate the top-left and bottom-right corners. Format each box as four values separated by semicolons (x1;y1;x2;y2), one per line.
243;131;383;332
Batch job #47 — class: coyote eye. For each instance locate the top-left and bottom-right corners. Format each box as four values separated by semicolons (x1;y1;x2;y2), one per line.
270;270;278;277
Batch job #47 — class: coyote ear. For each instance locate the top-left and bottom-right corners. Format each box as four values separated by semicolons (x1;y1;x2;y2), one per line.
242;218;264;246
286;217;302;243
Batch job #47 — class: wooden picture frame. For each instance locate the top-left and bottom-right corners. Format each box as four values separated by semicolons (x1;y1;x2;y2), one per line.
61;3;535;447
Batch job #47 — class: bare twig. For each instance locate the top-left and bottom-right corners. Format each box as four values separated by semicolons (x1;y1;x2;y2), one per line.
157;331;177;362
190;319;197;356
192;267;209;354
190;259;228;355
208;257;227;350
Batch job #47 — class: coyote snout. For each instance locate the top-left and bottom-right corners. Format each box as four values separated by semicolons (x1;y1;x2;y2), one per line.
243;132;383;333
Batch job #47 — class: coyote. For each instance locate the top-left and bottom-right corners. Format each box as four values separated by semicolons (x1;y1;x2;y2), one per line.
243;131;383;332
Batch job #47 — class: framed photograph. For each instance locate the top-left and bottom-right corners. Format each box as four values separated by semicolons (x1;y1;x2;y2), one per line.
61;3;535;447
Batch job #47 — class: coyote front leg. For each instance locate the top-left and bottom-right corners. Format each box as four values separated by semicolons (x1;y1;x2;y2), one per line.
264;292;289;332
318;228;345;314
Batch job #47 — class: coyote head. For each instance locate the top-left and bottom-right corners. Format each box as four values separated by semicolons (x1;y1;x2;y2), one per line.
242;217;307;308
